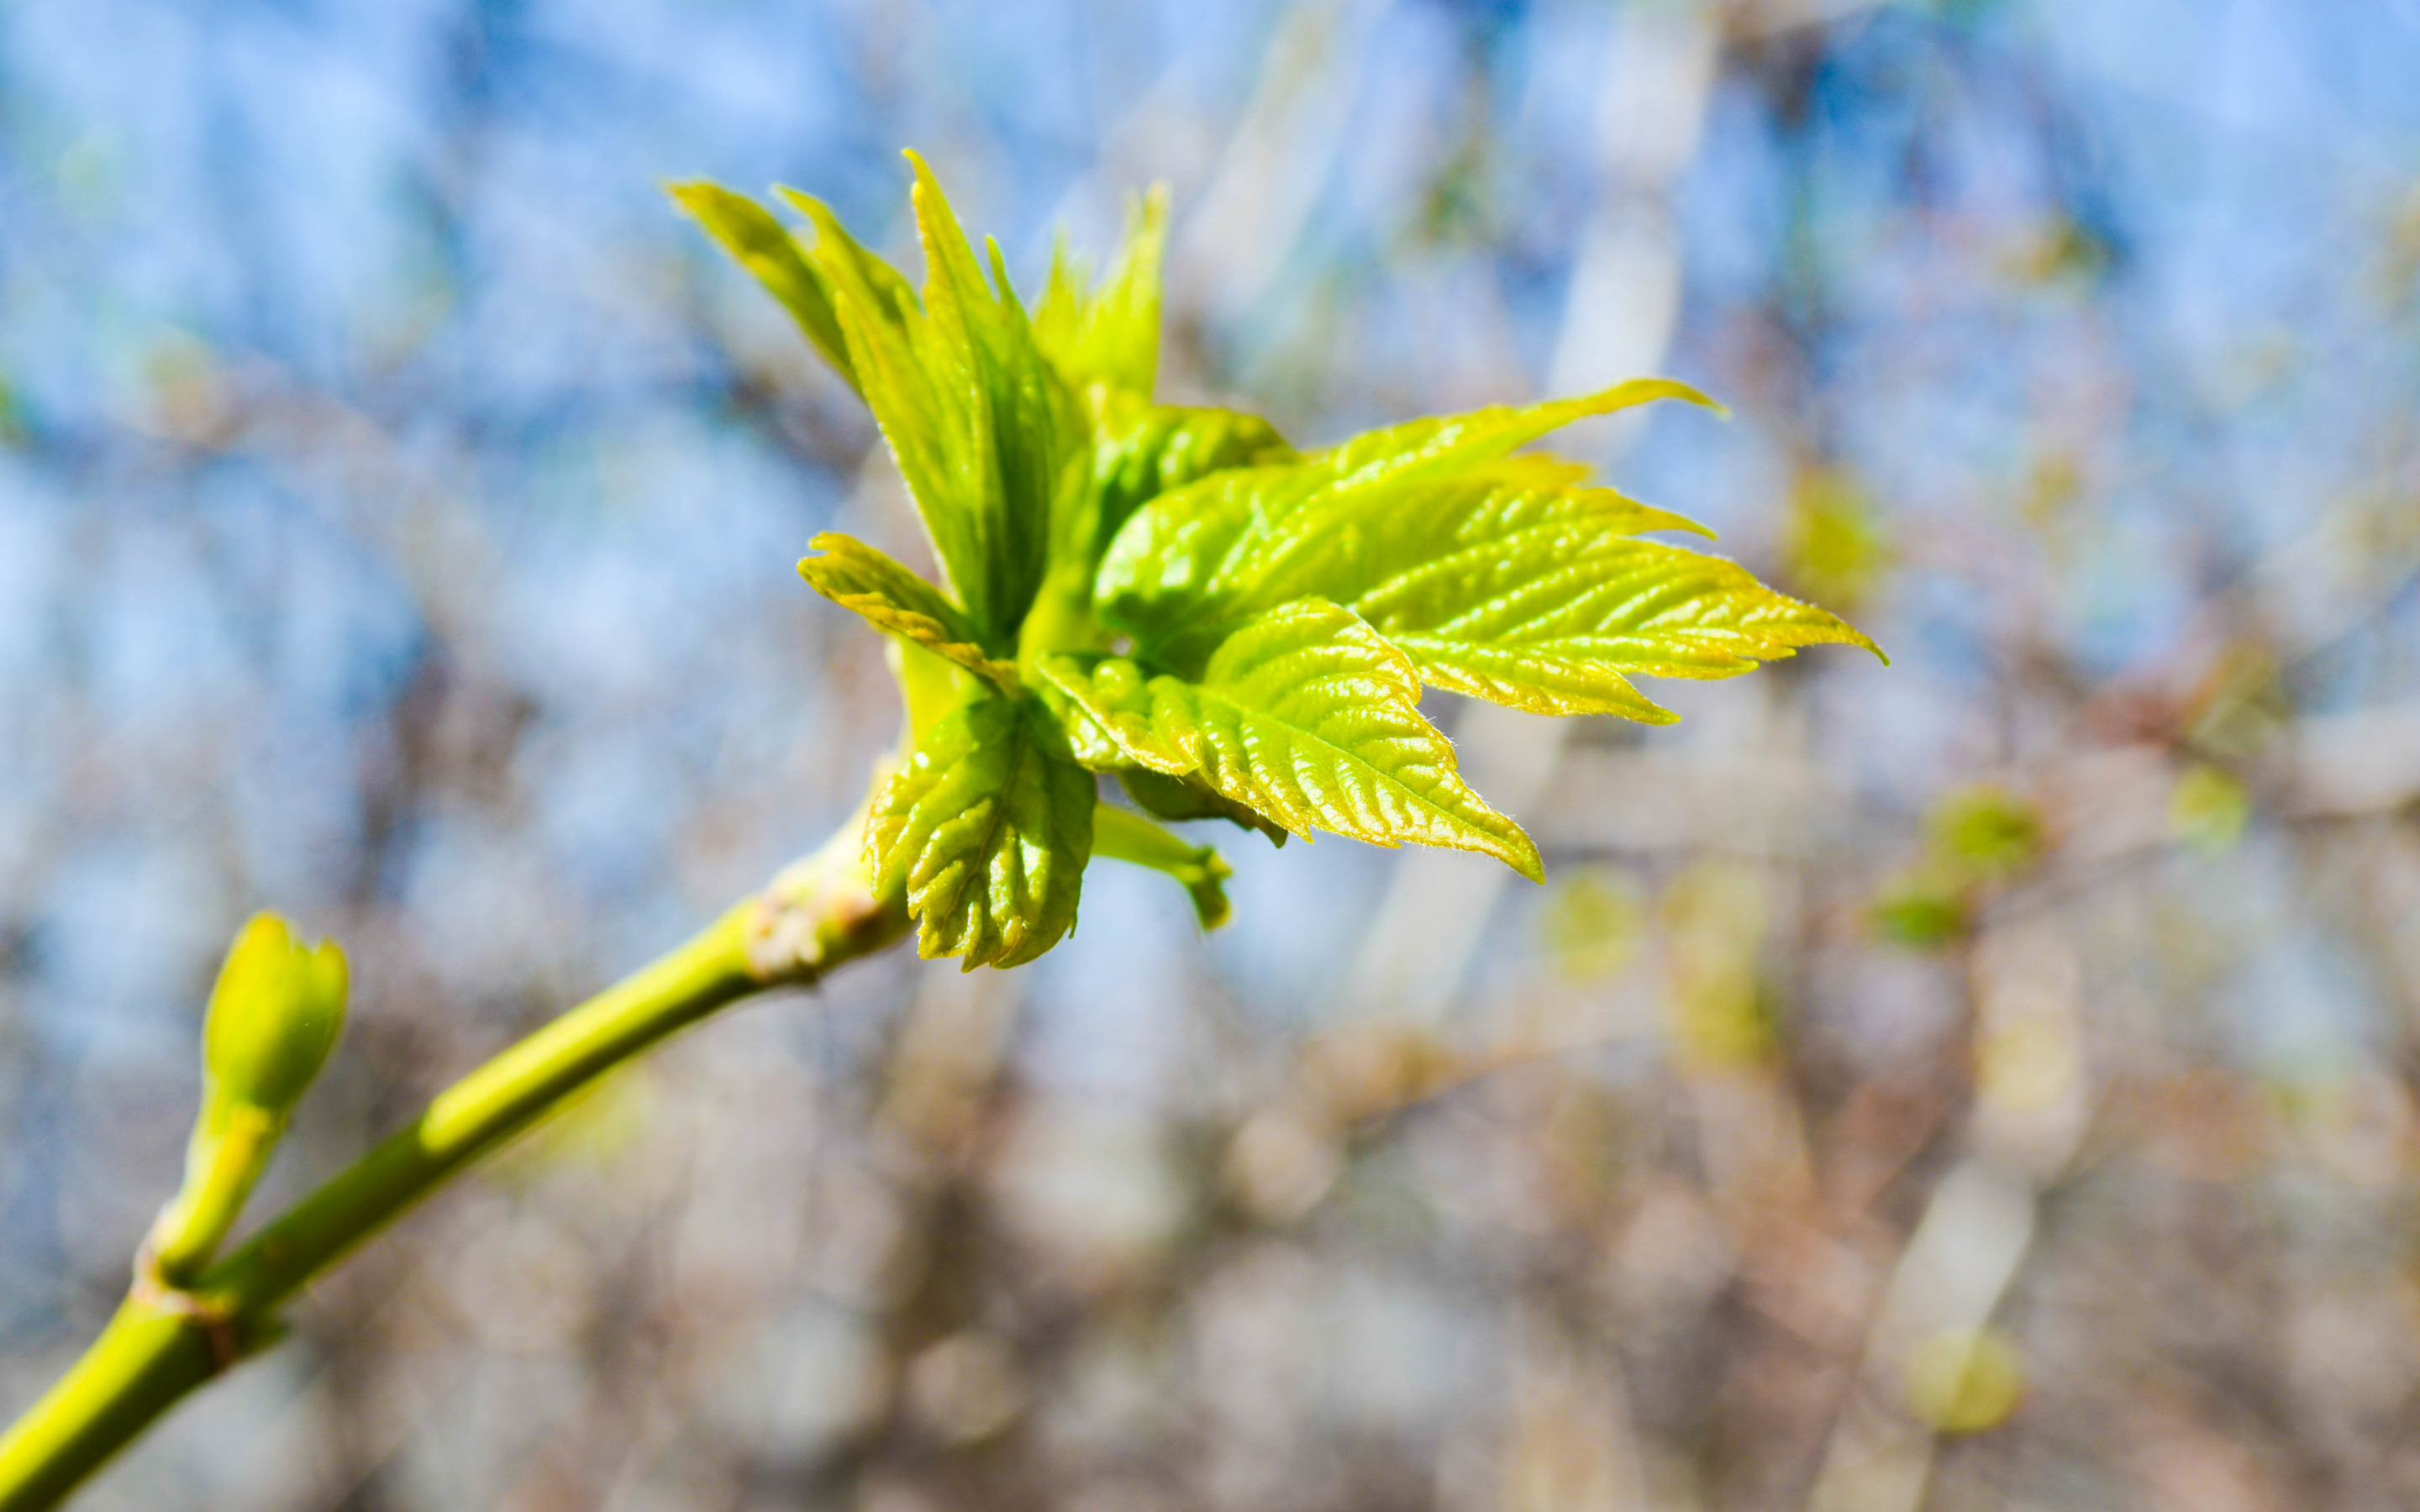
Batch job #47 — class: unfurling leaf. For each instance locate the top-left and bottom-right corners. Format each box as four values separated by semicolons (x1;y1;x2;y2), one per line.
798;533;1018;693
1092;804;1234;929
786;154;1076;636
1035;186;1169;399
867;695;1095;969
671;182;857;392
1089;401;1297;564
1020;400;1302;668
771;185;921;354
1039;599;1541;879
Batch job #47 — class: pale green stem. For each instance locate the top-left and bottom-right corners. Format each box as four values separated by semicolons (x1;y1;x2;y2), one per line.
145;1105;282;1284
0;819;908;1512
1092;804;1232;929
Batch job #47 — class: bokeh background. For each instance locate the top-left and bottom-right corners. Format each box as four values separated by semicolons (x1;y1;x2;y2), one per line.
7;1;2420;1508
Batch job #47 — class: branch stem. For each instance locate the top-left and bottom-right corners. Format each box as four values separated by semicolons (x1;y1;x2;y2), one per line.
0;818;907;1511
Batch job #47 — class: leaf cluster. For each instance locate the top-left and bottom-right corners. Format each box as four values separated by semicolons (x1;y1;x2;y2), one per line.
678;155;1878;969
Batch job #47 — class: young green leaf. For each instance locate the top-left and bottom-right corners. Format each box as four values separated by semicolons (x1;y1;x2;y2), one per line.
1092;394;1878;722
786;200;982;617
1029;678;1291;843
1307;378;1719;491
1092;804;1233;929
1021;399;1300;669
1038;598;1542;879
797;533;1019;693
866;693;1096;969
1090;400;1296;564
1034;186;1169;399
671;182;858;393
771;185;921;357
906;154;1073;632
1113;452;1876;722
788;155;1078;637
1149;454;1707;626
1094;381;1718;638
1365;531;1878;722
889;637;976;745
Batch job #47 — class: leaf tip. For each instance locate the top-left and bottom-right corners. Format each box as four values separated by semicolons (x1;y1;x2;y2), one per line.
902;149;950;211
1660;380;1730;418
1813;611;1888;667
795;532;847;586
769;183;827;226
982;234;1021;304
1507;834;1546;885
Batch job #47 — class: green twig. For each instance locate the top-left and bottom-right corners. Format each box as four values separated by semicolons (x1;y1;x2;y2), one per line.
0;819;908;1511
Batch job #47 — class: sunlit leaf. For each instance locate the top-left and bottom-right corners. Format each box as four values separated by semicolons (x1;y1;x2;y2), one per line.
1034;187;1169;398
1307;378;1720;491
791;154;1077;636
1033;678;1291;843
696;166;1884;926
1363;530;1879;725
1091;804;1233;929
1098;449;1873;722
1096;381;1721;638
866;693;1095;969
772;185;920;341
671;182;857;392
1039;599;1541;879
1089;400;1295;565
1023;398;1298;673
798;533;1018;693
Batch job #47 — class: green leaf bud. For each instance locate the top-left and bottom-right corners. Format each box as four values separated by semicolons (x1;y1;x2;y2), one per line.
202;912;349;1121
146;914;350;1282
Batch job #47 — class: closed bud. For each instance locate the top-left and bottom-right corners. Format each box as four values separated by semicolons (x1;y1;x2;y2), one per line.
149;914;350;1281
203;912;348;1121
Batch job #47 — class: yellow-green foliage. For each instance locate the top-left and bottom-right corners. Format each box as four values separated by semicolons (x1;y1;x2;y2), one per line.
681;155;1879;969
